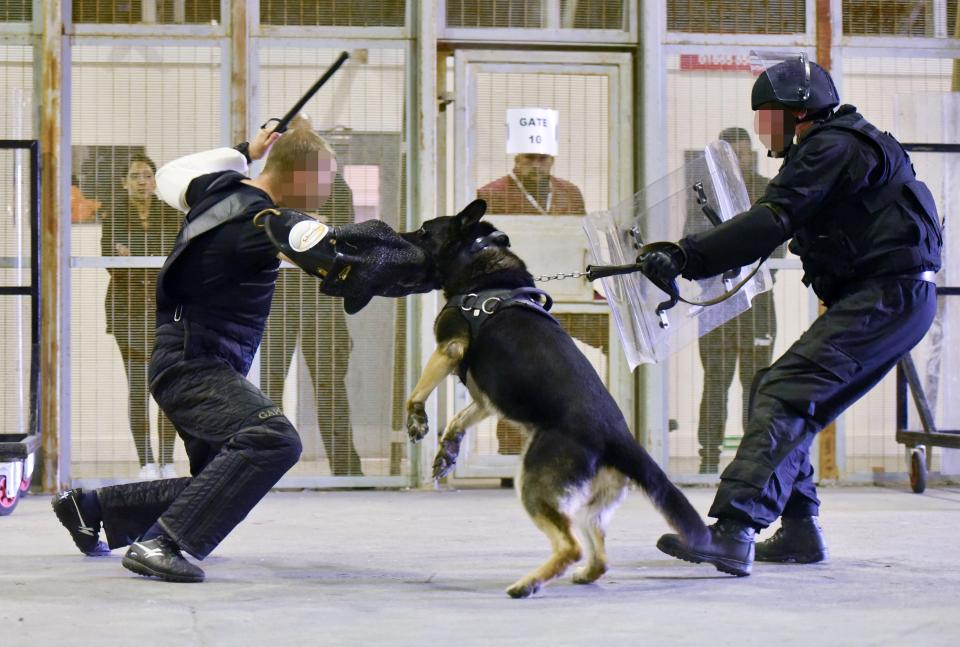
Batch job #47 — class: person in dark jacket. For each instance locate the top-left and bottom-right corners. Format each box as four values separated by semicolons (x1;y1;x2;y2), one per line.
260;171;363;476
689;128;779;474
651;56;942;576
52;119;433;582
101;154;182;480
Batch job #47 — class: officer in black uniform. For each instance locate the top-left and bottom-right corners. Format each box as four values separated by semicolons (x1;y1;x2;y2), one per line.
651;56;942;576
51;121;434;581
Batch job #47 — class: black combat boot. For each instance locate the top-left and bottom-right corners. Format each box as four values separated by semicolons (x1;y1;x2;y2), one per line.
755;516;828;564
122;535;205;583
657;519;755;576
51;489;110;556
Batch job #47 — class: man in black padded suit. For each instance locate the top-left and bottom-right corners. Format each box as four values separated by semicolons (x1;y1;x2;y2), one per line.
52;118;434;582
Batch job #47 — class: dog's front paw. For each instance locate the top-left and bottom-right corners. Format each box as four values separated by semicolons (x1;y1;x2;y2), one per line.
406;401;429;441
432;436;463;479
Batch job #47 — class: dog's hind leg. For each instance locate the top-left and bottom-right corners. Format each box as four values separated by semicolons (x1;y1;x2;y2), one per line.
506;438;592;598
572;468;627;584
433;400;490;479
405;340;467;441
506;503;582;599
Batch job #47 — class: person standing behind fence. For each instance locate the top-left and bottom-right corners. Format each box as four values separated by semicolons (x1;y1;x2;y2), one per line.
692;127;781;474
101;153;182;480
476;108;586;463
260;171;363;476
477;108;586;218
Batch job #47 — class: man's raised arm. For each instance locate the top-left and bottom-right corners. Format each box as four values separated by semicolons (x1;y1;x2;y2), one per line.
155;148;249;213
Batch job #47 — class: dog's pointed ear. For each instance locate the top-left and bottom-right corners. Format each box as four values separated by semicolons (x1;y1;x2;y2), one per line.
456;199;486;228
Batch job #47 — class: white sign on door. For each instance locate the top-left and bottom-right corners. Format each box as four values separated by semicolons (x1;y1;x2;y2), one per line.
506;108;559;156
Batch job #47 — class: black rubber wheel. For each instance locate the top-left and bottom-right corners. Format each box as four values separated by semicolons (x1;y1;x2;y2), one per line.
910;447;927;494
0;475;19;516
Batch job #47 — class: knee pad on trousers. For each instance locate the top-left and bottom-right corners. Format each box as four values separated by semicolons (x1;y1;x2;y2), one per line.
229;415;303;473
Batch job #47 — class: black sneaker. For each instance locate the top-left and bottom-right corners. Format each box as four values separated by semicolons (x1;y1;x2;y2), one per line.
755;516;829;564
122;535;205;583
51;489;110;556
657;519;755;576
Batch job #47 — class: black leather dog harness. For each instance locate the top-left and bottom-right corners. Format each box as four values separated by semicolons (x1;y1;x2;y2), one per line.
442;286;557;340
441;286;557;383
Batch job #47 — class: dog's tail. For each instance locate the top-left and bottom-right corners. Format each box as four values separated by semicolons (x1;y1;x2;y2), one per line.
606;437;708;543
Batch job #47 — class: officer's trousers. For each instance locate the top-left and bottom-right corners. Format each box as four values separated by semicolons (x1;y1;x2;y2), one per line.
96;320;302;559
710;278;936;528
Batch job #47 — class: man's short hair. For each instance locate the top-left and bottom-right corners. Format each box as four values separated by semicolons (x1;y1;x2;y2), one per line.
718;127;751;145
125;152;157;176
262;118;335;177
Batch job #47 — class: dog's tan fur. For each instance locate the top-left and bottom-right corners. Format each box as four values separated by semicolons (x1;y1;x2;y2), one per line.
404;337;468;441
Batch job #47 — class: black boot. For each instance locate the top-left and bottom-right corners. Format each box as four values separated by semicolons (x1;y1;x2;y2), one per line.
657;519;755;576
122;535;205;583
51;489;110;556
755;516;828;564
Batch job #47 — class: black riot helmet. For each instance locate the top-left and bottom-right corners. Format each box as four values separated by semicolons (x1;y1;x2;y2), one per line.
751;56;839;116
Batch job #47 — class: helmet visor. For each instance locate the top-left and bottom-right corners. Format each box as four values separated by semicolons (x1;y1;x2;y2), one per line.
750;50;811;107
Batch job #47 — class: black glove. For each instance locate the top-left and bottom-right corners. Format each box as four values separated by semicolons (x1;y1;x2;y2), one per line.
328;219;438;314
638;242;686;285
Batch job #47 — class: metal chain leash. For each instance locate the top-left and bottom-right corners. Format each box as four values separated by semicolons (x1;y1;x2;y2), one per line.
533;270;589;282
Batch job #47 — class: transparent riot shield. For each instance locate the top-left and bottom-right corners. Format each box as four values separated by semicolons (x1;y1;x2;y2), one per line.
584;140;773;368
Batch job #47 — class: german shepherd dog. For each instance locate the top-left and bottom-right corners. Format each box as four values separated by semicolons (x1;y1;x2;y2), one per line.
403;199;707;598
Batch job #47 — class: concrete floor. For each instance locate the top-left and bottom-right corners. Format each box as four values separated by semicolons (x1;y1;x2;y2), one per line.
2;485;959;647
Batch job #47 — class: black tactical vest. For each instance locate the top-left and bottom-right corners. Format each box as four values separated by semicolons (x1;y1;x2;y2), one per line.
788;110;942;290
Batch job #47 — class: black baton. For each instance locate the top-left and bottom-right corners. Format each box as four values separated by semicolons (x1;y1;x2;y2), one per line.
267;51;350;133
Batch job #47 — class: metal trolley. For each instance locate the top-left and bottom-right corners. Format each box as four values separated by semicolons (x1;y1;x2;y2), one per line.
893;142;960;493
0;139;40;515
896;285;960;494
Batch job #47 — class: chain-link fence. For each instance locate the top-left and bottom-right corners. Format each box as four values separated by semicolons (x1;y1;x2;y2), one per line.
3;1;959;487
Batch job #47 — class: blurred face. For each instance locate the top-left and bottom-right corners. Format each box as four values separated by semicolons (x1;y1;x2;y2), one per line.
754;107;796;155
279;152;338;211
123;161;156;202
513;153;555;184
